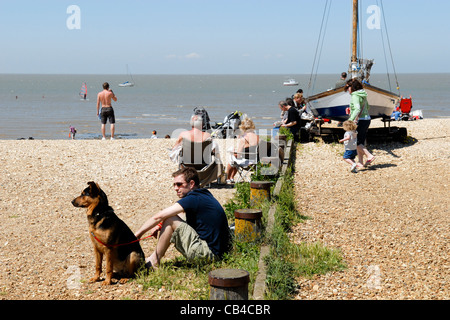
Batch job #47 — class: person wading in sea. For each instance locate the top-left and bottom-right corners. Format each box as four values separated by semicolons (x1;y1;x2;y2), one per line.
96;82;117;140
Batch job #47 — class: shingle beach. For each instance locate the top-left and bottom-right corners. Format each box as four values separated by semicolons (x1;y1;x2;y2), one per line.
0;118;448;299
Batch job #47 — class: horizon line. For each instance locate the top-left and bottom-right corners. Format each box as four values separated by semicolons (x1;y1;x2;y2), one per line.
2;72;450;76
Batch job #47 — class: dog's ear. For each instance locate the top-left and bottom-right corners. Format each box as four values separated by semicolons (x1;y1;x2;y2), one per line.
87;181;108;205
87;181;100;196
98;188;109;206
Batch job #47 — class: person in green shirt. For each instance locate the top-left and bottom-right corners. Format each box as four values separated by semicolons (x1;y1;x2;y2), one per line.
345;79;376;168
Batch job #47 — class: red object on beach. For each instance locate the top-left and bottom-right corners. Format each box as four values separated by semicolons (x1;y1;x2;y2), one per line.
399;96;413;114
314;117;331;122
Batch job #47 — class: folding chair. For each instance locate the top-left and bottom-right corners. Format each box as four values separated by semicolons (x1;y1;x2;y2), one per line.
179;138;222;187
232;144;259;182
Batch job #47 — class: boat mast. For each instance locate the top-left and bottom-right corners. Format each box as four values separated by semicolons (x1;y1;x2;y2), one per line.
351;0;359;79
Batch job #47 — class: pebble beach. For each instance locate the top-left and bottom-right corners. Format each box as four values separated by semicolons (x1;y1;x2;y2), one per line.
0;118;448;300
0;138;235;299
293;118;449;299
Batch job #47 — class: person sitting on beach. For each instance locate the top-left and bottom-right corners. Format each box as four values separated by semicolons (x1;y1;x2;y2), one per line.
286;97;294;108
134;167;231;268
293;91;309;130
280;100;301;142
173;115;211;149
151;130;158;139
96;82;117;140
226;118;259;184
339;120;358;173
273;101;288;128
170;115;216;163
293;91;307;114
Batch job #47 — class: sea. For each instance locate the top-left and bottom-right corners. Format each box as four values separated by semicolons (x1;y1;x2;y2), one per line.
0;73;449;140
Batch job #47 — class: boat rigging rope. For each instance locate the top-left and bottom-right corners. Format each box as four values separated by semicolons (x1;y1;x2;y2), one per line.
307;0;332;97
378;0;400;94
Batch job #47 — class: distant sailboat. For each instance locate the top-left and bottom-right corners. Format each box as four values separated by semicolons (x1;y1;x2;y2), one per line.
79;82;88;100
119;65;135;87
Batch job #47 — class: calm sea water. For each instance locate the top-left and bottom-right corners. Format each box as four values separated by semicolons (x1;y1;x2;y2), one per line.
0;73;448;140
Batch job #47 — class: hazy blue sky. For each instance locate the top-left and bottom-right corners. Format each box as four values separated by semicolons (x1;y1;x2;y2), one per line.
1;0;449;74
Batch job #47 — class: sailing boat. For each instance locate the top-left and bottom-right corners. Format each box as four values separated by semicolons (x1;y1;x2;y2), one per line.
306;0;400;122
79;82;88;100
118;64;135;87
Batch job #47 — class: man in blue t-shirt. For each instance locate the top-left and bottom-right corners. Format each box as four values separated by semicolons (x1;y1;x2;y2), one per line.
135;167;231;268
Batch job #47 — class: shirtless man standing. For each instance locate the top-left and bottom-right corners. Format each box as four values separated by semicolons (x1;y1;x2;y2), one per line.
96;82;117;140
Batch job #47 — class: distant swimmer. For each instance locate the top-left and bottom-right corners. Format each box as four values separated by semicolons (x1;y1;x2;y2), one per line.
96;82;117;140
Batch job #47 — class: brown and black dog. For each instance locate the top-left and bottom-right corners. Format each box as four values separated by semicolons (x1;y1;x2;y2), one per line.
72;181;145;285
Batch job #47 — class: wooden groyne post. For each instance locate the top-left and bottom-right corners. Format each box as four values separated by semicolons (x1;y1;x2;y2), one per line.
234;209;263;242
209;269;250;300
250;181;271;208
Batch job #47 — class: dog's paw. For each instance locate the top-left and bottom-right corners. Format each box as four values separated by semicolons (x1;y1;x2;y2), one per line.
118;278;130;284
89;276;101;283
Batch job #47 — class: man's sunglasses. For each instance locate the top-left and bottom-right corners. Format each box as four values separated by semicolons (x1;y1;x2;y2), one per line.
173;182;187;187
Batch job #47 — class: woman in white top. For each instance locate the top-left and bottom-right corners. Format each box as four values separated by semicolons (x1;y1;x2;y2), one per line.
226;118;259;183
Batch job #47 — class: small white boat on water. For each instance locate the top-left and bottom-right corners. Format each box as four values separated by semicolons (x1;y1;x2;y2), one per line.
118;64;135;87
118;81;134;87
283;78;299;86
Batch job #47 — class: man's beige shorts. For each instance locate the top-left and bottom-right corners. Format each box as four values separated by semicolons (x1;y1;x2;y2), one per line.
170;222;217;262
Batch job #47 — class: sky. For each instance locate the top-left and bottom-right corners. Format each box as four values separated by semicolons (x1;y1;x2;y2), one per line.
1;0;450;74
